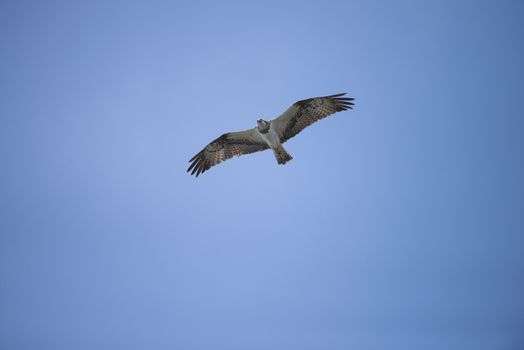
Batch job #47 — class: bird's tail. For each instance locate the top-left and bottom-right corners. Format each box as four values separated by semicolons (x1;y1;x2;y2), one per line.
273;146;293;165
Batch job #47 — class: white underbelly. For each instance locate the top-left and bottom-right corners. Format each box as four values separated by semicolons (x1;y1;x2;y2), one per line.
261;129;281;149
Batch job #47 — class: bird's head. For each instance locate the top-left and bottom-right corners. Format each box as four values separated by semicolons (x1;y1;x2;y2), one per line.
257;119;270;133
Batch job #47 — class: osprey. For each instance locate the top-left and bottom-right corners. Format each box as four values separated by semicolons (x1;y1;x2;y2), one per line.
188;93;354;177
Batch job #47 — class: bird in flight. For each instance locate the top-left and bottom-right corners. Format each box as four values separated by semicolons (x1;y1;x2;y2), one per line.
187;93;355;177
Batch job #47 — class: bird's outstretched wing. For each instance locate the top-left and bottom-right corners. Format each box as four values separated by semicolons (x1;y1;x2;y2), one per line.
272;93;354;143
187;128;268;177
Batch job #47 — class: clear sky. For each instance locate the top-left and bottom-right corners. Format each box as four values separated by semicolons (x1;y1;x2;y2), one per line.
1;1;523;349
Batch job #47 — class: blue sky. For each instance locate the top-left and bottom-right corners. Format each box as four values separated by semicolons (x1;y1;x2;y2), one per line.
1;1;523;349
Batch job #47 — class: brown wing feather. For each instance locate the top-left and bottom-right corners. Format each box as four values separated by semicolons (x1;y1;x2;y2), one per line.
273;93;354;142
187;129;268;177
